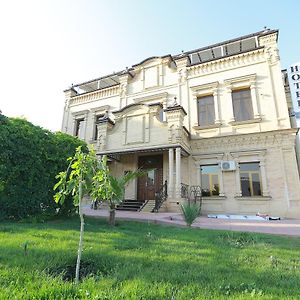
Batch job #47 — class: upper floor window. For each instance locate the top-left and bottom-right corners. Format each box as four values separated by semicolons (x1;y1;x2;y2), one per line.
201;165;219;196
197;95;215;126
94;114;105;140
240;162;261;196
74;118;84;137
232;88;254;122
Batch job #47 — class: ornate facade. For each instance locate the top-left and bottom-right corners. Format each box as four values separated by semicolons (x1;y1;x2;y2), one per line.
62;29;300;218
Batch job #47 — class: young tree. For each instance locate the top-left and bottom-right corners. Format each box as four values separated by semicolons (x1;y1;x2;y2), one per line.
54;147;146;282
92;156;146;226
54;146;98;284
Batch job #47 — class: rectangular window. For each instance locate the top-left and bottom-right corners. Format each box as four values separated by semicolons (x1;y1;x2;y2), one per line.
232;89;254;121
240;162;261;196
75;118;84;137
94;114;104;140
201;165;219;196
197;95;215;126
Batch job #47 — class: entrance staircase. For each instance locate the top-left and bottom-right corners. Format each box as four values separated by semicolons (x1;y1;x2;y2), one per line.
116;199;144;211
140;200;156;212
116;180;168;212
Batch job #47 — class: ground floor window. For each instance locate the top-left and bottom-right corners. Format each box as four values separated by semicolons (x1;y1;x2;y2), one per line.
201;165;219;196
240;162;261;196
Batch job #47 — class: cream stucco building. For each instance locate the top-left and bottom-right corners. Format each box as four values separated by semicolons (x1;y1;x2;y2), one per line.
62;29;300;218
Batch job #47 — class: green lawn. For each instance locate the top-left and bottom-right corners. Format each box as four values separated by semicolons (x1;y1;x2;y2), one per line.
0;217;300;299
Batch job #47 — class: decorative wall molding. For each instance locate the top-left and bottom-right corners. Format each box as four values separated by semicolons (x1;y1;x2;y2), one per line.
187;49;265;78
191;129;297;153
69;85;119;106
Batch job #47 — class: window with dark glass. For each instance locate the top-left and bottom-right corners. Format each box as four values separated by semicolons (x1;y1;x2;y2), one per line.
240;162;261;196
158;108;164;122
201;165;219;196
232;88;254;121
197;95;215;126
94;114;104;140
75;118;84;137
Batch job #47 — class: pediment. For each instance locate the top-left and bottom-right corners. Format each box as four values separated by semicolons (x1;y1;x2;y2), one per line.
113;103;149;118
133;55;173;69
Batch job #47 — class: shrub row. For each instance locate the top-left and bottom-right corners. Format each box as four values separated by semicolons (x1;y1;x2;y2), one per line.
0;114;86;220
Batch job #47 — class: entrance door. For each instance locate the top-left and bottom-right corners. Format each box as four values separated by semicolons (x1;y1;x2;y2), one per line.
137;155;163;201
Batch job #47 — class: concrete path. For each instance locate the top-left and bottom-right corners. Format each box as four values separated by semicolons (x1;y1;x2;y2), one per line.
83;207;300;237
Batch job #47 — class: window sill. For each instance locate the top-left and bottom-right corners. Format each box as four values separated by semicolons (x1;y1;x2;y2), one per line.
193;123;222;130
202;196;226;201
235;196;271;201
229;117;262;126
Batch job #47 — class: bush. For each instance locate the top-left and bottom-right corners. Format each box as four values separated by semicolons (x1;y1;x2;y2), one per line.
0;116;86;220
180;202;201;226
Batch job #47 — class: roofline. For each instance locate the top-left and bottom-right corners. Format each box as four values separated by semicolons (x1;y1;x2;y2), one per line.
72;69;134;88
67;29;278;89
132;54;173;67
175;29;278;58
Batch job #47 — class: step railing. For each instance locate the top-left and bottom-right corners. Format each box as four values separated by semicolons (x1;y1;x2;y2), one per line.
181;184;203;209
153;180;168;212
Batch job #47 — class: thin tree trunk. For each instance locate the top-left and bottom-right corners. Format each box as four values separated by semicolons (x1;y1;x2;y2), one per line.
75;179;84;284
109;203;116;226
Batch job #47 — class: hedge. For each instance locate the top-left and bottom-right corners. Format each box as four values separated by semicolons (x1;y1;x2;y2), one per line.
0;114;87;220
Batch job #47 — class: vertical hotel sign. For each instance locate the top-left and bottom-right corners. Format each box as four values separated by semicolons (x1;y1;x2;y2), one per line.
287;62;300;125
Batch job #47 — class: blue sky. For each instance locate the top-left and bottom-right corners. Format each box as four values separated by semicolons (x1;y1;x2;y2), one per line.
0;0;299;131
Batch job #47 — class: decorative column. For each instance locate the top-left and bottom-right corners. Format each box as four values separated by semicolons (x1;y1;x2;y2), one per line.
235;161;242;196
250;80;260;119
82;111;89;140
175;147;181;198
62;88;77;133
168;148;174;198
213;88;221;124
164;105;187;144
259;160;269;196
225;85;235;122
218;167;225;197
96;118;114;151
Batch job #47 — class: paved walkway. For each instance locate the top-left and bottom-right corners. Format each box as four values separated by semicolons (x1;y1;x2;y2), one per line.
83;207;300;237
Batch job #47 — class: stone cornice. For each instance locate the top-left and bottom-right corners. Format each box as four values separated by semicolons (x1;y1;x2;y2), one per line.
191;81;219;96
191;129;297;153
133;92;168;104
224;74;256;86
164;105;187;116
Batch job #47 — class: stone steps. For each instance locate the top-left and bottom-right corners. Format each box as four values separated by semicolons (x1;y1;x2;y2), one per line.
116;199;145;211
140;200;156;212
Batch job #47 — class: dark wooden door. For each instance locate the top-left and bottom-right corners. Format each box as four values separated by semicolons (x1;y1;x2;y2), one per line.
137;155;163;201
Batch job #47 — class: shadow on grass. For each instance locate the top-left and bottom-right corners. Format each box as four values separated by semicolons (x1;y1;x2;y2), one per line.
1;217;300;298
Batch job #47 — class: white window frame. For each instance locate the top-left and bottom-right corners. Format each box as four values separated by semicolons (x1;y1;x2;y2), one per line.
191;82;221;129
72;110;89;140
224;74;261;123
230;150;269;197
195;153;225;197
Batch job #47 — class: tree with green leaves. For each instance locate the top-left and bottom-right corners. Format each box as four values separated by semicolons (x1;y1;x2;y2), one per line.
54;146;98;284
54;147;145;283
92;156;146;226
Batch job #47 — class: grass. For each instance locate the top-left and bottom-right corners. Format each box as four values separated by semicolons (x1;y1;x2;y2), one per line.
0;217;300;299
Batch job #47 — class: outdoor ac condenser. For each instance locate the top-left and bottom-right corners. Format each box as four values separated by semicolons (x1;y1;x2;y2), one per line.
221;161;236;171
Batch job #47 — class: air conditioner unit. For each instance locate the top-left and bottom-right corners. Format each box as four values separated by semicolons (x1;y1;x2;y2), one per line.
221;161;236;171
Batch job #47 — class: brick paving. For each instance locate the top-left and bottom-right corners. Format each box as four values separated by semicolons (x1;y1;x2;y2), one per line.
83;206;300;237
